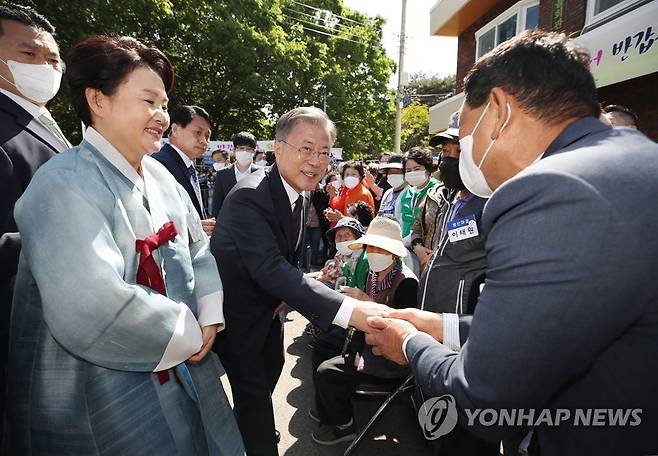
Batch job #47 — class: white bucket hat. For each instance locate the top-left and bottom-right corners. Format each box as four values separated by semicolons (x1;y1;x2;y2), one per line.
349;216;407;258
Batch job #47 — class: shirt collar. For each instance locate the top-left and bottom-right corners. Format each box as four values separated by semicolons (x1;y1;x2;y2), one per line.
0;87;47;118
542;117;609;160
169;142;194;168
280;174;301;207
85;127;145;193
234;163;251;177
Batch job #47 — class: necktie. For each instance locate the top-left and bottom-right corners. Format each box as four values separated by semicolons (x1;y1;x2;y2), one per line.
291;195;303;249
38;112;71;147
187;164;206;218
135;221;199;401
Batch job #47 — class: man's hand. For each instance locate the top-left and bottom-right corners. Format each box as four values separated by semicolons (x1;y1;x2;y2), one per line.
384;308;443;343
201;217;216;236
340;286;369;301
187;323;219;363
413;245;433;267
365;316;418;366
348;301;391;332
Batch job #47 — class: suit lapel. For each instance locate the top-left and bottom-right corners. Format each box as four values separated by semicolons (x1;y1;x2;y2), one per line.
267;164;295;259
162;144;202;216
0;93;67;154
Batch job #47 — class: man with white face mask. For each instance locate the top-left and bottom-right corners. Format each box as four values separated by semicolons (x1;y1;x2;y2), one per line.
365;30;658;455
210;130;260;216
0;4;67;433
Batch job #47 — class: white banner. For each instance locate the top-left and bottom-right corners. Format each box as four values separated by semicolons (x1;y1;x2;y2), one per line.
575;1;658;88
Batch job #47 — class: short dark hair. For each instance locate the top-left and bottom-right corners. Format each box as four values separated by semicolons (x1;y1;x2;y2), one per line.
403;147;433;173
67;36;174;126
603;104;638;124
464;30;600;124
348;201;374;227
379;152;391;161
387;153;403;164
211;149;228;160
0;3;54;36
232;131;257;149
341;160;365;180
254;150;266;159
169;105;211;129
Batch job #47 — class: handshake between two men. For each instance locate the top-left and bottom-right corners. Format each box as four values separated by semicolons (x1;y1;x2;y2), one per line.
344;287;444;366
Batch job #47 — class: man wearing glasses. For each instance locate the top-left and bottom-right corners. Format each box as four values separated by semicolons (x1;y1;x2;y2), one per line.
211;107;388;456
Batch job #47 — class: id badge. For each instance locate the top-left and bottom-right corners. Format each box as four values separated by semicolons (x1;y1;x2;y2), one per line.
186;212;204;243
447;214;479;243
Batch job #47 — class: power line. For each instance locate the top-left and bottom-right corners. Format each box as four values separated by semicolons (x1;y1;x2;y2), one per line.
282;13;354;37
287;0;368;27
282;6;355;32
298;25;366;45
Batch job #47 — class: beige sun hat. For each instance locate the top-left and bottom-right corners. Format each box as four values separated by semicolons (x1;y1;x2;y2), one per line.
348;216;407;258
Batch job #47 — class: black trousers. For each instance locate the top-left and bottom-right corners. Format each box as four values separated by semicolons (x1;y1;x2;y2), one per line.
217;317;285;456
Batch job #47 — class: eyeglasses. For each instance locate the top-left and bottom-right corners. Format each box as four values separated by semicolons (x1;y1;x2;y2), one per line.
280;140;331;162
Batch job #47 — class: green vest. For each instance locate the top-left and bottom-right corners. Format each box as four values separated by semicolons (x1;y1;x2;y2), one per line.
400;177;440;237
343;250;369;290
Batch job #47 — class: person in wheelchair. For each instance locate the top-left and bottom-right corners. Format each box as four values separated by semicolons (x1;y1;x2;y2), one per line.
311;216;418;446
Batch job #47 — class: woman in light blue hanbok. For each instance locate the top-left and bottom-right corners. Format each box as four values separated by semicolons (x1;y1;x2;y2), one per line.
6;36;245;455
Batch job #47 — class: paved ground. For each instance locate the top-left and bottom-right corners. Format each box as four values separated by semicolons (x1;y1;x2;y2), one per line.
220;310;431;456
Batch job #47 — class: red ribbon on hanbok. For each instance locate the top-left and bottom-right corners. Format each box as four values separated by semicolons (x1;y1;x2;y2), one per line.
135;221;178;385
135;221;178;296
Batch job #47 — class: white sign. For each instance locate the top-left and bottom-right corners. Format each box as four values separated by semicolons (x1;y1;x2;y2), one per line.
331;148;343;160
575;1;658;88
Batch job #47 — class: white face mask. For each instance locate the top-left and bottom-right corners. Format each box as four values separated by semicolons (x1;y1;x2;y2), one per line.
0;58;61;104
405;170;427;187
386;174;405;189
235;150;253;166
213;162;226;171
255;159;267;167
335;240;354;256
367;252;394;273
344;176;360;189
330;179;342;190
459;102;512;198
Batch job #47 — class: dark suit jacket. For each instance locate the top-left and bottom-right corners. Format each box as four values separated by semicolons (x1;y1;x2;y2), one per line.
0;92;68;335
151;143;204;218
406;118;658;455
211;164;343;342
210;163;259;218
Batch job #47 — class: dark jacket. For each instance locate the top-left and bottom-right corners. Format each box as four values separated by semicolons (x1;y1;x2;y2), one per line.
0;93;67;335
151;143;204;218
210;163;259;218
417;188;488;315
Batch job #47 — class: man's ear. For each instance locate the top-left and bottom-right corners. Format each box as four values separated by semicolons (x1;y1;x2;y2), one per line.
274;139;283;161
488;87;512;140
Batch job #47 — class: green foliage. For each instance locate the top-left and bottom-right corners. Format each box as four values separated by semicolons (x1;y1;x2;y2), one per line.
406;72;455;107
10;0;395;156
401;100;428;151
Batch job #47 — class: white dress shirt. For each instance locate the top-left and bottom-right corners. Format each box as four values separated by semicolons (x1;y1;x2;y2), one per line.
85;127;223;371
279;176;355;329
234;163;252;182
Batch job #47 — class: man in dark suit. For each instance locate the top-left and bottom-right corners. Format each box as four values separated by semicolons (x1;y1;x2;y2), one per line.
211;107;388;456
367;30;658;455
210;131;259;217
152;105;216;236
0;3;68;430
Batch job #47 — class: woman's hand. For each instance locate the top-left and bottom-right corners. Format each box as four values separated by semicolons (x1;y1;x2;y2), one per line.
187;324;219;363
324;208;343;223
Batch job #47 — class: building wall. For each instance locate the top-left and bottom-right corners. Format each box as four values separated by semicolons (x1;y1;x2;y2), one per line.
538;0;586;35
455;0;522;91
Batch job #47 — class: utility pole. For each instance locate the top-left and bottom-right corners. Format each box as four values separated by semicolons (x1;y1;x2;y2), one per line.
393;0;407;154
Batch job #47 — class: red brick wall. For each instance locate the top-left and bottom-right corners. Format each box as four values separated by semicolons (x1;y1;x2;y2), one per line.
455;0;523;91
538;0;586;35
456;0;588;91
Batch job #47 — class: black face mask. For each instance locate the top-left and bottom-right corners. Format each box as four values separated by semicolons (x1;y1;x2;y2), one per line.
438;157;466;190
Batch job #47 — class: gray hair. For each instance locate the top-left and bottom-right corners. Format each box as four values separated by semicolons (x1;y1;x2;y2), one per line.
275;106;337;145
